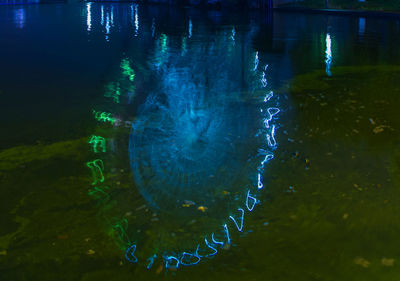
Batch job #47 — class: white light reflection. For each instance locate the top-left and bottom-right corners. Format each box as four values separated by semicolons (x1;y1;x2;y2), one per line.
134;4;139;36
86;3;92;32
325;33;332;76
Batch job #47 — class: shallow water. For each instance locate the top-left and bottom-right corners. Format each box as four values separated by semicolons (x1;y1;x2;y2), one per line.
1;3;400;281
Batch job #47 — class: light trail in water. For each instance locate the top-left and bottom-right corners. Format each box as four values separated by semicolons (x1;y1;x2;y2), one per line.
86;16;280;270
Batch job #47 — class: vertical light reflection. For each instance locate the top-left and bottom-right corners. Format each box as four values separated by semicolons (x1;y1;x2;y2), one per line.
161;33;168;53
110;6;114;27
325;33;332;76
253;51;259;71
86;3;92;32
151;18;155;38
188;18;192;38
105;13;111;42
101;5;104;26
134;4;139;36
231;27;236;42
181;36;187;56
359;17;366;35
15;8;25;29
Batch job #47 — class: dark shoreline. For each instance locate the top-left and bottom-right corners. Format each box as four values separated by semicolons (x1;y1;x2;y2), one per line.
274;6;400;18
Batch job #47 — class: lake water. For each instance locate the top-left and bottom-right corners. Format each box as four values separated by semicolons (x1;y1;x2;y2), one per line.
1;3;400;281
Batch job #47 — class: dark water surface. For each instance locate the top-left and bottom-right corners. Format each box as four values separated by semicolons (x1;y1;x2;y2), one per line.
1;3;400;281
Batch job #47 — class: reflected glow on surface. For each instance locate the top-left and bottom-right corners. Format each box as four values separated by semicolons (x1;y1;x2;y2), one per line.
188;18;192;38
134;4;139;36
325;33;332;76
100;5;104;26
105;13;110;41
359;17;366;35
14;8;25;29
86;3;91;32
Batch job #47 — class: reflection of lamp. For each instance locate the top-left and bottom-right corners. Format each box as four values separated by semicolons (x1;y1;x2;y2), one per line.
14;8;25;29
325;33;332;76
359;17;366;35
86;3;91;32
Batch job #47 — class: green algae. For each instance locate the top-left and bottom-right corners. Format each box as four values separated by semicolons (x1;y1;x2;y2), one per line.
1;64;400;281
0;138;88;171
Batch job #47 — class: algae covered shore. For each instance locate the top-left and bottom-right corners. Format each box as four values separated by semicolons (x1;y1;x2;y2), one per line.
1;65;400;280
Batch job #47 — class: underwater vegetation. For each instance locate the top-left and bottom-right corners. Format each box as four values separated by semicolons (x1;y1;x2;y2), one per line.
1;64;400;280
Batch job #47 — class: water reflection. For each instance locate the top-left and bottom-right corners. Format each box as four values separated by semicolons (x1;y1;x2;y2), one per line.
86;3;91;32
325;33;332;76
14;8;25;29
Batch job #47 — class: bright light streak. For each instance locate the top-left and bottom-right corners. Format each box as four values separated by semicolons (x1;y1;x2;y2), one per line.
134;4;139;36
180;251;201;266
223;224;231;244
267;125;277;147
211;233;224;247
86;3;92;32
325;33;332;76
245;190;257;211
229;208;245;232
257;172;263;189
204;238;218;257
165;256;180;269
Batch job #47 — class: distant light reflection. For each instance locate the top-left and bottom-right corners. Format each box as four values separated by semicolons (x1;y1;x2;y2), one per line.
359;18;366;35
160;33;168;53
325;33;332;76
14;8;25;29
86;3;92;32
188;18;192;38
110;6;114;27
151;18;155;37
101;5;104;26
134;4;139;36
253;51;259;71
105;14;111;41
